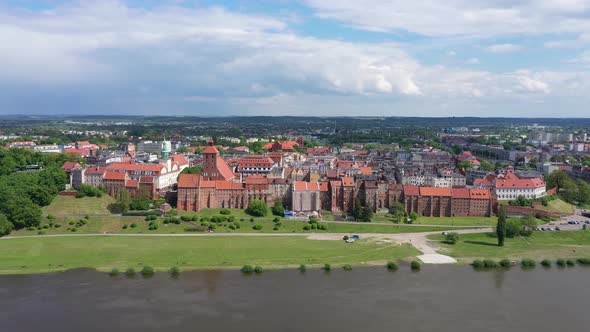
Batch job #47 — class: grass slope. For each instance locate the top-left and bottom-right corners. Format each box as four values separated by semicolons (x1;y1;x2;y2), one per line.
43;195;115;215
429;230;590;261
0;236;420;274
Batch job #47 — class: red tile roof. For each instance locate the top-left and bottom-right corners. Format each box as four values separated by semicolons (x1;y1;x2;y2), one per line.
104;172;126;181
495;172;545;189
293;181;322;191
403;185;420;196
178;174;200;188
451;188;471;199
342;177;354;187
469;189;491;199
419;187;452;197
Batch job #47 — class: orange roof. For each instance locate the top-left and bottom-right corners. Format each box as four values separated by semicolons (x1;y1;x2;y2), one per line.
245;175;268;185
419;187;452;197
171;154;189;166
342;177;354;187
451;188;471;199
293;181;321;191
469;189;491;199
496;172;545;189
216;156;236;181
85;166;106;175
203;145;219;154
319;182;329;192
403;185;420;196
125;179;139;187
178;174;200;188
104;172;126;181
359;166;372;175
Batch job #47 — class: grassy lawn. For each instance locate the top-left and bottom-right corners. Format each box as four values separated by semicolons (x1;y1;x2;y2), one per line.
428;230;590;261
43;195;115;215
0;236;420;274
414;216;495;226
10;213;479;237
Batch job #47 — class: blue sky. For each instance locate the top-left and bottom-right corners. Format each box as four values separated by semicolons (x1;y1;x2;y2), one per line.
1;0;590;117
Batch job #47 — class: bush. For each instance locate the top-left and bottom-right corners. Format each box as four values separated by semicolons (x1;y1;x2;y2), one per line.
180;215;192;222
185;226;207;232
410;260;421;271
109;268;120;276
245;199;268;217
170;266;180;277
483;259;499;268
472;259;484;268
272;199;285;216
273;217;280;223
108;202;128;214
541;259;551;267
254;266;264;274
576;258;590;265
130;223;137;228
249;217;254;222
148;221;159;230
53;223;62;228
47;214;56;220
141;265;155;277
342;264;353;271
309;216;318;223
122;224;128;229
521;258;536;267
272;226;279;231
444;232;459;244
386;261;399;271
556;258;566;267
499;259;512;267
311;223;317;230
252;224;263;230
566;259;576;267
125;267;136;277
228;216;235;222
70;228;77;232
37;230;46;235
241;265;254;274
303;225;311;231
323;264;331;271
298;264;306;272
219;208;231;215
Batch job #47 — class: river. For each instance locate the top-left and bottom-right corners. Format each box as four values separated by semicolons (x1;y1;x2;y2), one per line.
1;265;588;331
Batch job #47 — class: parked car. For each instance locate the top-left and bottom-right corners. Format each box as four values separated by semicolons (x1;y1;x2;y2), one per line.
351;235;361;240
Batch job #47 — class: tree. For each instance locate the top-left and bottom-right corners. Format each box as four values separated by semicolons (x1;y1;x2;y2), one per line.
479;160;495;171
353;197;363;221
407;212;418;224
3;197;42;229
0;213;13;236
444;232;459;244
176;146;190;154
362;206;373;222
496;206;506;247
271;199;285;216
390;201;406;223
457;160;473;170
245;199;268;217
576;179;590;205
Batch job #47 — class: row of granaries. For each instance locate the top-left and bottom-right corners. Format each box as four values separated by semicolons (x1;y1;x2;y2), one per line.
177;174;496;217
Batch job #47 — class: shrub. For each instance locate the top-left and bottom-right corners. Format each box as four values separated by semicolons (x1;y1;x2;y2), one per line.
273;217;280;223
323;264;331;271
566;259;576;267
122;224;128;229
483;259;499;268
70;228;77;232
148;221;159;230
386;261;399;271
141;265;155;277
170;266;180;277
309;216;318;223
219;208;231;215
472;260;484;268
319;224;328;230
47;214;56;220
410;260;421;271
191;215;199;222
245;199;268;217
109;268;120;276
541;259;551;267
556;258;566;267
209;223;217;230
303;225;311;231
53;223;61;228
123;211;161;217
272;199;285;216
310;223;317;230
37;230;46;235
185;226;207;232
499;259;512;267
42;224;49;229
272;226;279;231
342;264;353;271
444;232;459;244
298;264;306;272
234;222;241;229
125;267;136;277
241;265;254;274
576;258;590;265
130;223;137;228
252;224;263;230
228;216;235;222
180;215;192;222
521;258;536;267
254;266;264;274
249;217;254;222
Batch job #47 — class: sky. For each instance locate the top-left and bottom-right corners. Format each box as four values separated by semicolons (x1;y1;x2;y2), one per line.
1;0;590;117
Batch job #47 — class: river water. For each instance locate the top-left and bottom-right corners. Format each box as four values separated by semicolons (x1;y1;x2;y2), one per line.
1;265;589;332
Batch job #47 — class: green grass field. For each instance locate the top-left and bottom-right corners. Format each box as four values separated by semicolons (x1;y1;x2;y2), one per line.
0;236;420;274
43;195;115;215
10;213;478;237
536;198;575;214
428;230;590;261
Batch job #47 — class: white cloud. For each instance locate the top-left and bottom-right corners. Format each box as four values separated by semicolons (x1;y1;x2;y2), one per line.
306;0;590;37
465;58;480;64
486;43;524;53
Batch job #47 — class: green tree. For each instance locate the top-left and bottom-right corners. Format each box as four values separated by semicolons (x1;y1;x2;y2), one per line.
496;206;506;247
271;199;285;216
0;213;13;236
576;179;590;205
457;160;473;169
246;199;268;217
390;201;407;223
479;160;495;171
407;212;418;224
353;197;363;221
362;206;373;222
3;197;42;229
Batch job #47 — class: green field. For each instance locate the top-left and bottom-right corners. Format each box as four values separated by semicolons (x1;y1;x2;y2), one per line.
10;213;478;237
428;231;590;261
0;236;420;274
535;199;575;214
43;195;115;215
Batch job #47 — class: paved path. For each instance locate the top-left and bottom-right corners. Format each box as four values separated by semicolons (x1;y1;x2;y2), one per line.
1;228;492;264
